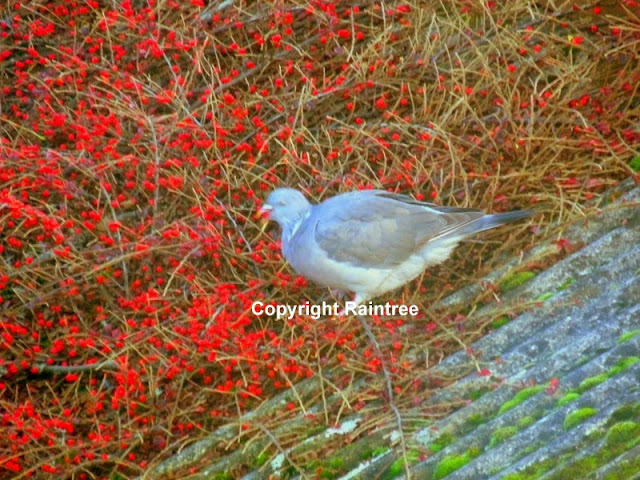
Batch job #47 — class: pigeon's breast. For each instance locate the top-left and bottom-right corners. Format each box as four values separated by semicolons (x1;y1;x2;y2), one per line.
282;221;463;298
282;217;388;293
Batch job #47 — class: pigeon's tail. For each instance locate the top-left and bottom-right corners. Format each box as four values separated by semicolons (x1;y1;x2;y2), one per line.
462;210;534;236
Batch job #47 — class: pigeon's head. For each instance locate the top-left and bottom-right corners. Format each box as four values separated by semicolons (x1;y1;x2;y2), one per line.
260;188;311;230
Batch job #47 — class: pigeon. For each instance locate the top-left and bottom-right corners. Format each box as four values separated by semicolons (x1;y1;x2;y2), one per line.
260;188;533;305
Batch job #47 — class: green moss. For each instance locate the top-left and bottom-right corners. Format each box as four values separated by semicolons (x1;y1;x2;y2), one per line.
412;419;433;429
381;450;420;480
605;421;640;448
212;474;234;480
306;456;347;479
466;413;486;427
468;446;481;457
564;407;597;430
500;271;537;293
361;446;390;460
518;416;535;428
608;356;639;375
498;386;545;415
556;276;576;291
604;455;640;480
578;357;640;393
506;414;640;480
518;441;546;458
284;466;299;477
468;387;491;401
535;292;554;302
428;432;455;453
319;471;337;479
313;465;340;479
305;425;327;438
629;155;640;172
502;474;529;480
577;373;609;393
382;460;403;480
491;315;511;329
489;426;518;447
547;456;599;480
618;329;640;343
547;421;640;480
488;465;503;475
505;457;559;479
611;404;640;422
428;443;445;453
254;451;270;466
557;392;580;407
433;452;472;480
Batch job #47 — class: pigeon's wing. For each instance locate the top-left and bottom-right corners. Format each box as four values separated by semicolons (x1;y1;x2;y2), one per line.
313;191;485;269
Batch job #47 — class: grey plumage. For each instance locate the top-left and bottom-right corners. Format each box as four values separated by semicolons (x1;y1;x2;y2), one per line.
261;188;533;305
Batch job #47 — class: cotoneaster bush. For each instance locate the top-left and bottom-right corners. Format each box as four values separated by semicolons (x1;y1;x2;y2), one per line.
1;0;638;477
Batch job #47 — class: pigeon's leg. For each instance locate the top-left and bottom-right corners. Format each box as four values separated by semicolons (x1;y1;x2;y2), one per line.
329;288;348;301
337;292;368;316
330;289;348;316
352;293;368;305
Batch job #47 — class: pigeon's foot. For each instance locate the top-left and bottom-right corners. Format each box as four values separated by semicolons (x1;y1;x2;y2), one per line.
329;288;348;301
336;293;369;317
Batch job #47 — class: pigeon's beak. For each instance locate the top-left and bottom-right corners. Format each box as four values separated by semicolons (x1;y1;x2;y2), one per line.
258;204;273;220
